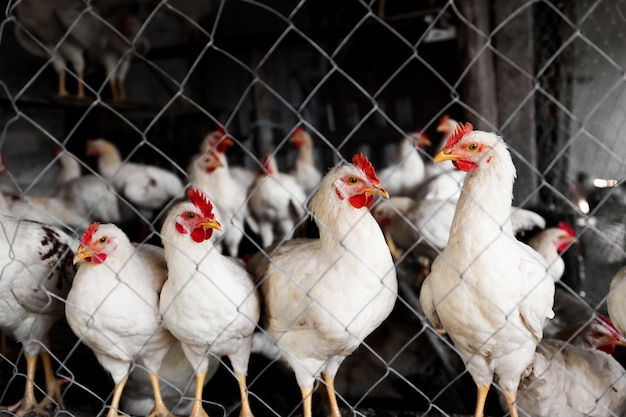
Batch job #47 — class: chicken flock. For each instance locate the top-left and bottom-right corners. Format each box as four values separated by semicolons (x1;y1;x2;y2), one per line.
0;115;624;417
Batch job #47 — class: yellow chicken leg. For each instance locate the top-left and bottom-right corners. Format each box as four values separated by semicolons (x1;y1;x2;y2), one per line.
189;370;209;417
502;388;518;417
38;349;68;409
57;69;69;97
75;70;85;99
322;373;341;417
236;374;253;417
109;79;120;102
300;385;314;417
106;376;128;417
4;353;48;417
474;384;490;417
146;372;175;417
116;80;127;102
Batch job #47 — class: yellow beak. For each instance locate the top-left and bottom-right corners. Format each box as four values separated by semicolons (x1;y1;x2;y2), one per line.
368;184;390;199
199;219;222;231
434;150;459;163
73;245;93;264
613;338;626;347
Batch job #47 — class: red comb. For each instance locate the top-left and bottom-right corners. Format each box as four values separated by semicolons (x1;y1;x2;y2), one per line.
216;124;225;135
352;153;380;184
443;122;473;151
439;114;450;125
53;145;63;155
187;188;215;219
558;221;575;237
81;222;100;246
293;126;305;136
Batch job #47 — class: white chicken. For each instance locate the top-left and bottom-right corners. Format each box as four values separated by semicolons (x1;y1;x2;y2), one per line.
527;221;576;282
0;163;77;416
373;194;545;261
89;14;150;102
377;130;431;197
416;115;464;202
198;128;257;194
0;153;89;230
288;127;322;197
54;147;122;224
13;0;102;98
159;188;260;417
247;153;307;247
187;144;251;257
86;138;184;220
511;314;626;417
419;123;555;417
66;222;177;417
607;264;626;346
245;153;398;417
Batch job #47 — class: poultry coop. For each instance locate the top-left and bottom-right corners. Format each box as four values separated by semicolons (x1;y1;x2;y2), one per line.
1;0;626;417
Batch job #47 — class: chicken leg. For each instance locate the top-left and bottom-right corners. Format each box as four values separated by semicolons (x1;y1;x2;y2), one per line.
146;373;176;417
116;80;127;102
108;78;120;102
57;69;69;97
501;388;518;417
189;369;209;417
38;349;68;409
106;376;128;417
300;385;314;417
3;353;48;417
322;373;341;417
236;374;254;417
474;384;489;417
75;70;85;99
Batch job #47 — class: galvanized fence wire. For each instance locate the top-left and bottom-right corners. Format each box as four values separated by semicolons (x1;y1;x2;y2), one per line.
0;0;625;416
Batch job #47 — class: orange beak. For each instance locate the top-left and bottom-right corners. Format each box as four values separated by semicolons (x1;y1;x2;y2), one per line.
199;218;222;231
434;149;459;163
368;184;390;200
73;245;94;264
613;337;626;348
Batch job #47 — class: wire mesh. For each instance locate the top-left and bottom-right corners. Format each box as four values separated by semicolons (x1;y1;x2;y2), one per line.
0;1;625;417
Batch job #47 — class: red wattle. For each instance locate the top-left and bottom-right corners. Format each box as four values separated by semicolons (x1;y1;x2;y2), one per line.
453;160;478;172
349;193;374;209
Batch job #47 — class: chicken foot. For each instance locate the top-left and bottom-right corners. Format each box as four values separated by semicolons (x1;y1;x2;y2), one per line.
2;354;49;417
146;373;177;417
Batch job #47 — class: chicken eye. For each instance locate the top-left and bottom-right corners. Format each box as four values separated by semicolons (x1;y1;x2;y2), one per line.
99;237;107;244
186;212;195;219
347;176;358;185
467;143;479;152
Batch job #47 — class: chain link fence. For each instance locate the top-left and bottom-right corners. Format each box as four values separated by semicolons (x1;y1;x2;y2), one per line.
0;0;626;416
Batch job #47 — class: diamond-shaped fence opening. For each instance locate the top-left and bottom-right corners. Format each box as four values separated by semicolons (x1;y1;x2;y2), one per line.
1;1;626;417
